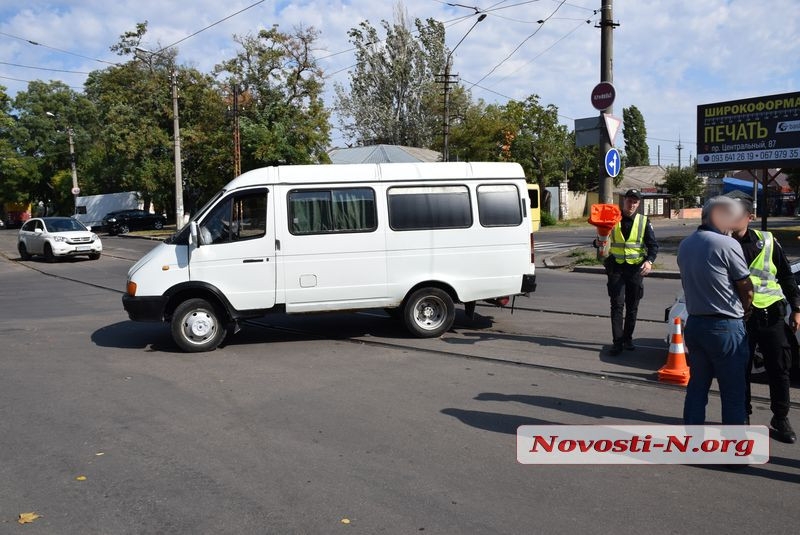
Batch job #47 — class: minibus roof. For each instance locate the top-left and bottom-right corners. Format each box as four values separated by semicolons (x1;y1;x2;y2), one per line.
224;162;527;190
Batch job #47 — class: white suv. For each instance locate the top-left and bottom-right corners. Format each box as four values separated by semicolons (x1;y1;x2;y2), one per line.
18;217;102;262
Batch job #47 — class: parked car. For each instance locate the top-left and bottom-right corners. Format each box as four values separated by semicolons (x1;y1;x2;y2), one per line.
18;217;102;262
103;209;166;235
665;261;800;379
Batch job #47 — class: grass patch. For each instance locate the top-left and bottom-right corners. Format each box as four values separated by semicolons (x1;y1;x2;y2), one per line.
568;250;603;266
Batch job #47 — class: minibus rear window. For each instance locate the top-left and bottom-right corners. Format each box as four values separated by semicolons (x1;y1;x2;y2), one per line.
288;188;377;235
387;185;472;231
477;184;523;227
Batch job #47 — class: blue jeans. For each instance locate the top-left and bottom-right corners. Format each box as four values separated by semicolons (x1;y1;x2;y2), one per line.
683;315;749;425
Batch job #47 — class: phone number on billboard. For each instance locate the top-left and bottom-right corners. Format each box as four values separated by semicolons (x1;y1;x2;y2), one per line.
699;148;800;165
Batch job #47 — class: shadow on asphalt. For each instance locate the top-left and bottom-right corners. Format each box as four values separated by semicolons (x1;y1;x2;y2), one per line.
92;321;179;352
440;408;557;434
441;329;605;353
472;393;684;425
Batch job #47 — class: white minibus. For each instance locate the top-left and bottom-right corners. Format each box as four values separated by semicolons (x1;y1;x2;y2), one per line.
122;162;537;352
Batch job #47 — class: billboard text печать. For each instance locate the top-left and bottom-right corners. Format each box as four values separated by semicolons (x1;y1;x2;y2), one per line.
697;91;800;171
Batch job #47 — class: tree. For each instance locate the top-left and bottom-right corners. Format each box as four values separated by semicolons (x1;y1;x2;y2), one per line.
0;85;39;205
622;105;650;167
334;6;450;147
504;96;570;188
785;169;800;198
9;80;96;214
661;165;704;207
565;135;597;192
214;26;330;168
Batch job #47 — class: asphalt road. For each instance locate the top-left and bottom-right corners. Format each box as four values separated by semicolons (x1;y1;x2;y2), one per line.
0;230;798;534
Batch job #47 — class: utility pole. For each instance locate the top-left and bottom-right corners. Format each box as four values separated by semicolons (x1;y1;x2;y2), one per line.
597;0;618;204
676;135;684;170
437;12;486;162
437;60;458;162
135;47;184;230
45;111;79;211
657;145;661;166
232;82;242;178
67;127;78;209
171;70;184;230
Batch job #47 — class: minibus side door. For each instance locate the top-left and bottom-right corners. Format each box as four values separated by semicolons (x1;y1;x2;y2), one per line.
189;188;276;311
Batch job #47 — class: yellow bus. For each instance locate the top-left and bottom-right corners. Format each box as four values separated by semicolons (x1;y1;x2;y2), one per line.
526;183;541;232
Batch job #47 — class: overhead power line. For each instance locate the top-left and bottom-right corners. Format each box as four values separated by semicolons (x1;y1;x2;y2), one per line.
0;74;83;90
489;16;595;87
0;61;91;74
156;0;267;53
468;0;567;88
0;30;119;66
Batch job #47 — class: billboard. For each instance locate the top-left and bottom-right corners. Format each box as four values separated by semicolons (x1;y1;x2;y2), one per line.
697;91;800;171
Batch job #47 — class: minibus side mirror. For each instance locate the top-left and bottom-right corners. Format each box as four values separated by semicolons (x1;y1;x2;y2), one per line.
190;221;201;248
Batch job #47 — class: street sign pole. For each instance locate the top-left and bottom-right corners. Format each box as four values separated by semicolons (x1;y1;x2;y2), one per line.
596;0;618;204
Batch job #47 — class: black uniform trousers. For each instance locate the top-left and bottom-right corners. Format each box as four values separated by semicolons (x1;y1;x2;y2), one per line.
745;301;792;419
605;258;644;345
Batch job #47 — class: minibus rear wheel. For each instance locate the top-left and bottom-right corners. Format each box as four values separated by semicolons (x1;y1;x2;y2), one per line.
403;287;455;338
171;298;227;352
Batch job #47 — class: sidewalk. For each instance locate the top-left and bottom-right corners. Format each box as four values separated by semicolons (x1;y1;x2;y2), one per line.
544;244;680;279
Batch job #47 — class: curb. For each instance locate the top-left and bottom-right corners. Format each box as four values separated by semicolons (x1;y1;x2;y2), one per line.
117;233;168;242
572;265;682;279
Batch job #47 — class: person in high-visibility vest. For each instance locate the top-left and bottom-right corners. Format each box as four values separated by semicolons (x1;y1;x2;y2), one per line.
726;190;797;444
605;189;659;356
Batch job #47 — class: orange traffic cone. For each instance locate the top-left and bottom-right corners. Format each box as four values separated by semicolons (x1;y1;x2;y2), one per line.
658;318;690;386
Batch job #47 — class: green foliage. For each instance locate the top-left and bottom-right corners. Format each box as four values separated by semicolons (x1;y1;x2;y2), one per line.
660;166;704;207
622;105;650;167
565;133;597;193
446;95;570;188
785;168;800;196
335;7;450;147
214;26;331;168
541;210;557;226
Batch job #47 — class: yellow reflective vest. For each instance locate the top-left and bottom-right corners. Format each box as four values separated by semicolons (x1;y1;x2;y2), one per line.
750;230;785;309
610;214;647;264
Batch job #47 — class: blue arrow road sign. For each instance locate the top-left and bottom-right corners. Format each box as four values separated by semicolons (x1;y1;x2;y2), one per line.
605;148;621;178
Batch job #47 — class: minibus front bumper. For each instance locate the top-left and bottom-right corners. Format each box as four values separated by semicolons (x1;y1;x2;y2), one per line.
521;274;537;293
122;294;167;322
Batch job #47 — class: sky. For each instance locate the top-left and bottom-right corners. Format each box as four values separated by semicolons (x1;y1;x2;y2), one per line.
1;0;799;167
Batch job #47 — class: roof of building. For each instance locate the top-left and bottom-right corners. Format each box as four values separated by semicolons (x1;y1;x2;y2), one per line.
328;144;441;164
731;169;790;192
614;165;667;194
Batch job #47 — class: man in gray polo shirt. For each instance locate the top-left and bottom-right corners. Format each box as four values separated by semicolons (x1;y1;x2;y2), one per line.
677;196;754;424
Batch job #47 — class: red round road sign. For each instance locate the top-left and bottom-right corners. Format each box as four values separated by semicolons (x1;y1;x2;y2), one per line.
591;82;616;111
71;187;81;195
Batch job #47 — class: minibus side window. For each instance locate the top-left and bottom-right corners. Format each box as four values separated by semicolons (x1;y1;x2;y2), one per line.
528;188;539;209
200;192;267;244
288;188;376;235
477;184;523;227
387;185;472;231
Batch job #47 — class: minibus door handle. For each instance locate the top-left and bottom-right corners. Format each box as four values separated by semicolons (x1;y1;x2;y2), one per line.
242;258;265;263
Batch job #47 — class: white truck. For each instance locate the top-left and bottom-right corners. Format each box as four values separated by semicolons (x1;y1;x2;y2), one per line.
74;191;141;229
122;162;537;352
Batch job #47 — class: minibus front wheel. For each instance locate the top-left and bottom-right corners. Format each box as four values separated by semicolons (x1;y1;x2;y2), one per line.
171;298;227;352
404;287;455;338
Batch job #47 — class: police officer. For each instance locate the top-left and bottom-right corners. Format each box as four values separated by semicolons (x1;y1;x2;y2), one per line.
726;190;797;443
606;189;659;355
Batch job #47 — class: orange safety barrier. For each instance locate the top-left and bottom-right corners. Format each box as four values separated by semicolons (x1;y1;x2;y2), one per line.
658;317;690;386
